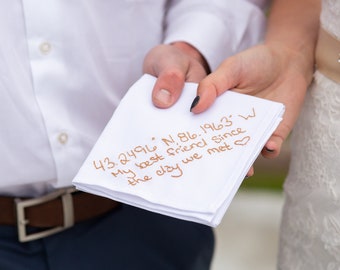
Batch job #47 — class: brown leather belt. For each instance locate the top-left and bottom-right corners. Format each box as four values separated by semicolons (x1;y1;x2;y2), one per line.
0;187;120;242
315;27;340;83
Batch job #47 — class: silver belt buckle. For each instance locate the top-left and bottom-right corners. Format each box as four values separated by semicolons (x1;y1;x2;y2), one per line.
15;187;77;242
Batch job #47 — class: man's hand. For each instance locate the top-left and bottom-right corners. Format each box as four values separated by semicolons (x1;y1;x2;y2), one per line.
143;42;209;109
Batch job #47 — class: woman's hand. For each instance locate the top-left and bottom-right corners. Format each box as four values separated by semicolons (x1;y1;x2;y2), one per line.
192;42;314;162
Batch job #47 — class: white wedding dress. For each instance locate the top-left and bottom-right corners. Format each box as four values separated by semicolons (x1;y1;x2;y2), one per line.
277;0;340;269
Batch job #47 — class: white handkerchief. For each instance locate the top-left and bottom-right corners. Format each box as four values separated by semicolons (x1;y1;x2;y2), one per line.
73;74;285;227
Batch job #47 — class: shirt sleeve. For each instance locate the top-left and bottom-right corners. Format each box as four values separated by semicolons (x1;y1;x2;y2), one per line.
163;0;268;71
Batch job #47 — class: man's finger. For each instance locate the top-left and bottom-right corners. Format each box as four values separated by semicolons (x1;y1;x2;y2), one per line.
151;70;185;108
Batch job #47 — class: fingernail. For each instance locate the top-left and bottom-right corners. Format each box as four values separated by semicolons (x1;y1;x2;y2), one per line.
190;96;200;112
265;147;275;152
155;89;172;105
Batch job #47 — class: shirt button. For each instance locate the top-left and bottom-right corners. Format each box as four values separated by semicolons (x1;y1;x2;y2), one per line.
58;133;68;145
39;42;52;54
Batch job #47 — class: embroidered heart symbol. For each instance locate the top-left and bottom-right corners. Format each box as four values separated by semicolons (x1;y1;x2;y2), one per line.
234;136;250;146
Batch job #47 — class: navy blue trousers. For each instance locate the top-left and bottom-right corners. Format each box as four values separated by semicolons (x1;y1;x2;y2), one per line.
0;204;214;270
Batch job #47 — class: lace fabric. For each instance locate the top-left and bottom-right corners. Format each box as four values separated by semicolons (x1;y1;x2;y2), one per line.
278;1;340;268
321;0;340;40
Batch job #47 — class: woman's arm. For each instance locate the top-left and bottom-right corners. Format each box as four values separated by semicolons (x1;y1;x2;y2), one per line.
192;0;321;160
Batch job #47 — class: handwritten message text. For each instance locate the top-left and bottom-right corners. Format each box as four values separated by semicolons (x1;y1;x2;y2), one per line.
92;108;257;186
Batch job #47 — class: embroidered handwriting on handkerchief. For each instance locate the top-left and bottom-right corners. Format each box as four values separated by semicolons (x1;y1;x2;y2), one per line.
92;108;256;186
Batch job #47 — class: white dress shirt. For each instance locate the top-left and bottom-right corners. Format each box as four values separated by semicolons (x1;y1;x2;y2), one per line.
0;0;266;197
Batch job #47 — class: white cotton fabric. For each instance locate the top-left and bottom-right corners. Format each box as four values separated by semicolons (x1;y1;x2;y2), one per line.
73;75;284;226
0;0;267;197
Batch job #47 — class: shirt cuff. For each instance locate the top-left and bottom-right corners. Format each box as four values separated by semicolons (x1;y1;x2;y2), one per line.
164;9;266;72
